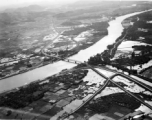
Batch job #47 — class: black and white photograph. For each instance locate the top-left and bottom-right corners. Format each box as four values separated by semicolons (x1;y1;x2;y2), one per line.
0;0;152;120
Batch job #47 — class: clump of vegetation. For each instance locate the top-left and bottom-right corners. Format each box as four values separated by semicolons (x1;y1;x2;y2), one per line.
85;93;141;113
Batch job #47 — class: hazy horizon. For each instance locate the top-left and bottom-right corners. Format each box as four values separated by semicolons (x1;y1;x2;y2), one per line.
0;0;79;10
1;0;152;10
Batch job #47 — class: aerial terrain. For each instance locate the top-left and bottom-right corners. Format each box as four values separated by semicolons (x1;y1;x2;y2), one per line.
0;0;152;120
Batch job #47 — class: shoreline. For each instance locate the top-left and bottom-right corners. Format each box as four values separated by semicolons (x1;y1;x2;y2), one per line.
0;35;106;81
0;10;149;94
0;35;106;94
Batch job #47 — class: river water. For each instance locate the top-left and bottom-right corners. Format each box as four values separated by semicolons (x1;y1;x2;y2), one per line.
0;10;150;93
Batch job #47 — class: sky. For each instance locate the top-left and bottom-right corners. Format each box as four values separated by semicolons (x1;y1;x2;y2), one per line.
0;0;152;9
0;0;78;8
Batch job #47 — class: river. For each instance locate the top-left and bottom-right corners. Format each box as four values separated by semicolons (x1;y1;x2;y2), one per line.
0;10;150;93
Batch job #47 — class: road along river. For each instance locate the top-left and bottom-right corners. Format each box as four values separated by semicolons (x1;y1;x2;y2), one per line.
0;10;151;93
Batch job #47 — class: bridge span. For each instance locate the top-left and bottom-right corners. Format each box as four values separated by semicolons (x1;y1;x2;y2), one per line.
41;21;152;119
63;59;81;64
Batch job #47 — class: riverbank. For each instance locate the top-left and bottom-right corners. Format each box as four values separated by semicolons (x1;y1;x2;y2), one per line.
0;21;108;81
88;9;152;75
0;10;150;93
1;64;152;119
111;10;152;76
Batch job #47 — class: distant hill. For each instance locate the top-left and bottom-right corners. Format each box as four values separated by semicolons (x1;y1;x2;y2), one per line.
54;1;147;19
71;0;145;8
4;5;44;13
0;5;53;28
16;5;44;12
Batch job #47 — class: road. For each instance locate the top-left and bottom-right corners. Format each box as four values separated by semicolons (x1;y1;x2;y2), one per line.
57;60;152;119
62;60;152;93
40;22;152;119
0;26;151;120
0;19;59;65
41;33;61;59
96;66;152;93
1;13;152;120
70;75;110;115
75;65;152;93
109;79;152;110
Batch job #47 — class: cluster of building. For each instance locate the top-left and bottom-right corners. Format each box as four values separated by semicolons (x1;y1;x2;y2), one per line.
0;54;32;63
0;69;88;120
0;55;45;78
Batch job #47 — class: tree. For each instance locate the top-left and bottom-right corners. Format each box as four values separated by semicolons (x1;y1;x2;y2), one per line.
107;44;114;50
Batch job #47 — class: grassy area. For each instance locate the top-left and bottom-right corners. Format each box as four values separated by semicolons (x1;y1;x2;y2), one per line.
74;93;140;120
62;22;109;36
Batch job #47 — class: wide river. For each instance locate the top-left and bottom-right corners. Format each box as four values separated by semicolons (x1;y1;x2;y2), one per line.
0;10;150;93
